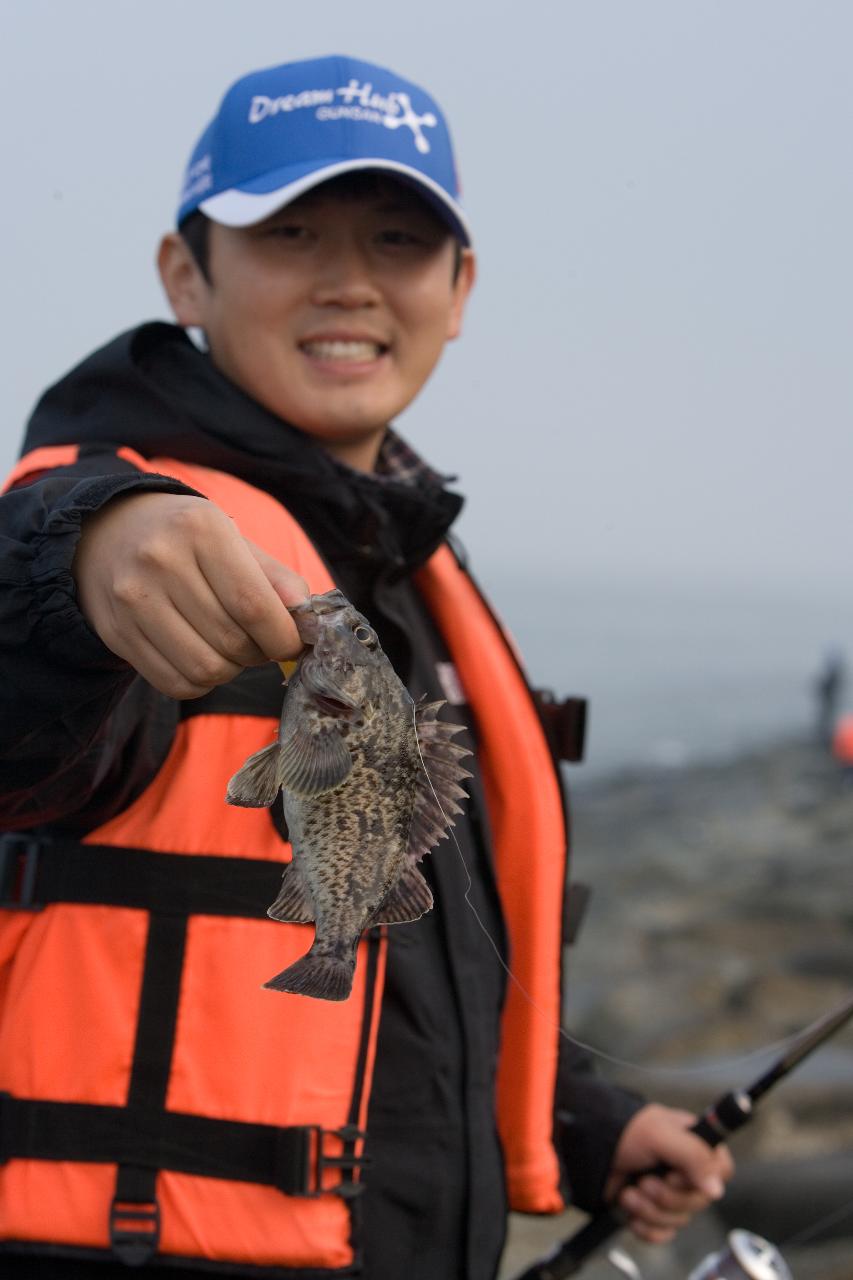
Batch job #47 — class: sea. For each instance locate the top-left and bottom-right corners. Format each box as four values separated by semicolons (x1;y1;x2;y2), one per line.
479;568;853;784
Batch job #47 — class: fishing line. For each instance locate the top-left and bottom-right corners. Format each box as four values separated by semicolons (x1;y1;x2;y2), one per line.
412;704;815;1084
779;1195;853;1249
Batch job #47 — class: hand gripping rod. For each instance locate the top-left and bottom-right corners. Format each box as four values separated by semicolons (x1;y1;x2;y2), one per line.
512;994;853;1280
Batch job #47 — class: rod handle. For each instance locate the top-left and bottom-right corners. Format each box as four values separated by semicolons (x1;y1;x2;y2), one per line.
510;1092;752;1279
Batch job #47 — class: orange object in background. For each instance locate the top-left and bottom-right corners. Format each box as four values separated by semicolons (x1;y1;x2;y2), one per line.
831;714;853;764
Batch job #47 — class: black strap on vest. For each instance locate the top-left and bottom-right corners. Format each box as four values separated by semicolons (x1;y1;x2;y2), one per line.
0;1095;365;1196
0;835;282;915
0;833;372;1267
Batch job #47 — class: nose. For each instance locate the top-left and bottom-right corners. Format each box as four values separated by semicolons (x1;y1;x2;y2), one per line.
310;238;382;309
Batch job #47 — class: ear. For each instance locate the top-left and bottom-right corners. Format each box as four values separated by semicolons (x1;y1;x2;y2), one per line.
446;249;476;342
157;232;210;327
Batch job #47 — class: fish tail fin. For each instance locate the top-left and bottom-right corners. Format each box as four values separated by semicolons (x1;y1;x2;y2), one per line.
263;948;355;1002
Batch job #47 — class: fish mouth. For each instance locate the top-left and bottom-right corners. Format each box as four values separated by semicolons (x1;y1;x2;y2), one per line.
311;692;357;718
304;590;349;616
302;658;360;721
288;591;350;644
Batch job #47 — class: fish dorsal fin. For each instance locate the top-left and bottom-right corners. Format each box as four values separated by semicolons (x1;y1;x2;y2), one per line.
278;725;353;796
368;865;434;925
267;861;315;923
407;699;472;863
226;742;283;808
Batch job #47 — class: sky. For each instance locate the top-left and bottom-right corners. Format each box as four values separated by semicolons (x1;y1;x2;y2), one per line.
2;0;851;600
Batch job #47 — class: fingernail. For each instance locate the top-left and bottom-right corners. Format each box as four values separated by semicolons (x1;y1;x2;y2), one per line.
702;1176;725;1199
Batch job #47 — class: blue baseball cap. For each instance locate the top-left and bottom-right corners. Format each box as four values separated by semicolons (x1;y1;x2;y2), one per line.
177;54;471;245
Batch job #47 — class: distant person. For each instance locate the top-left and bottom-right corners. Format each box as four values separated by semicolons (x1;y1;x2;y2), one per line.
815;649;846;746
0;55;732;1279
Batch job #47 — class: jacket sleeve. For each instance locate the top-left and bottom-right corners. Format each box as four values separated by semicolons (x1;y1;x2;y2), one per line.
0;455;200;831
554;1035;645;1213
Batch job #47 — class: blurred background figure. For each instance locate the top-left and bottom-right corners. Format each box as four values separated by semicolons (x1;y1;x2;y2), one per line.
814;649;846;748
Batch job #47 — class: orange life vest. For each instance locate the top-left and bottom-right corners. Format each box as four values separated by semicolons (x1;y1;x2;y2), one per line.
0;448;570;1271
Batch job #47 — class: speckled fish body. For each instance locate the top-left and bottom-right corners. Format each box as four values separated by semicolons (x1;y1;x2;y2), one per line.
226;589;471;1001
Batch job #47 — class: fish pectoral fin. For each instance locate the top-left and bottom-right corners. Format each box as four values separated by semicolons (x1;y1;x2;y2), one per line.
226;742;284;808
277;725;353;796
369;866;434;925
267;862;315;923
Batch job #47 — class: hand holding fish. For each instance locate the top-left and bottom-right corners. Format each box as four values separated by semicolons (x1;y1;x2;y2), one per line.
73;491;308;698
227;589;472;1001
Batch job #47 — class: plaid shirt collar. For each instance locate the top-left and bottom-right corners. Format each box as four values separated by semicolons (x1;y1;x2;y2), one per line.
336;426;453;492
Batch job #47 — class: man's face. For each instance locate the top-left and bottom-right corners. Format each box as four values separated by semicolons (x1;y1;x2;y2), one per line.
164;181;474;469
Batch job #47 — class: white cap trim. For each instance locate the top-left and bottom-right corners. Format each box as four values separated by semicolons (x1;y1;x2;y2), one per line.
199;158;472;243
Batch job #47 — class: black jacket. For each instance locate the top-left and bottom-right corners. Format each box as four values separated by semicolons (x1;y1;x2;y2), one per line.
0;323;641;1280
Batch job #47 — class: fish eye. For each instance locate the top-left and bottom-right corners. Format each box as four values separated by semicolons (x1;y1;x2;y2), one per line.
353;624;377;647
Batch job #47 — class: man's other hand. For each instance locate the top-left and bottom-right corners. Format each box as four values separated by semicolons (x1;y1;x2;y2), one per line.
605;1103;734;1244
74;492;308;698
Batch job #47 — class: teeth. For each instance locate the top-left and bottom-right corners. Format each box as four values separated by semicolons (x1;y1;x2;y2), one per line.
302;340;382;361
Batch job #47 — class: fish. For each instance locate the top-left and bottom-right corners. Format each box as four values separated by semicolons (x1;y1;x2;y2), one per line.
226;588;472;1001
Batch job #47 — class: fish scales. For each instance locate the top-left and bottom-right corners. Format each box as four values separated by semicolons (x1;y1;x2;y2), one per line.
226;588;472;1001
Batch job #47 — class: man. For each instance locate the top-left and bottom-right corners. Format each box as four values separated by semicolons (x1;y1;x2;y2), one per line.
0;54;732;1279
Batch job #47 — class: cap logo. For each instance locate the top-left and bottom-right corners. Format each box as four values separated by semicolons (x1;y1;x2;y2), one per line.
180;154;213;207
249;77;438;155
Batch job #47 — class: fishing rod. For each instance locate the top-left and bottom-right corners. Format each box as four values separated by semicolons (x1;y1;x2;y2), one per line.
513;993;853;1280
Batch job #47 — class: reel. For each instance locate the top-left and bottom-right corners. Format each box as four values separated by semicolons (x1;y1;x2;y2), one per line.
606;1230;792;1280
687;1232;792;1280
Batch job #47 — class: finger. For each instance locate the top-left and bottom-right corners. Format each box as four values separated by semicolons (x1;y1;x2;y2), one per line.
654;1126;731;1199
133;604;244;696
110;626;234;700
99;561;247;690
647;1173;710;1213
710;1144;735;1183
127;519;282;669
195;537;304;660
619;1184;692;1231
246;540;310;608
164;577;269;670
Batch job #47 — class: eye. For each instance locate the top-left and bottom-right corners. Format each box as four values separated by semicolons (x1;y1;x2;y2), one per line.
353;624;377;647
376;228;422;246
257;222;314;243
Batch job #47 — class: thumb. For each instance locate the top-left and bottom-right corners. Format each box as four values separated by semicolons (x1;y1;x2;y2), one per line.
247;540;310;609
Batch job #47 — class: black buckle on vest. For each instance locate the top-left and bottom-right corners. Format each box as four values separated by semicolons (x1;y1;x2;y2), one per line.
304;1124;370;1199
0;834;43;909
109;1193;161;1265
533;691;587;764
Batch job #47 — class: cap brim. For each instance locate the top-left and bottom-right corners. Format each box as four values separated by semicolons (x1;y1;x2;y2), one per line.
199;158;471;245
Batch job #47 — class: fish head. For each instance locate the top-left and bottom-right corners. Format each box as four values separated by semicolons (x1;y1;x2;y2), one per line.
289;590;397;720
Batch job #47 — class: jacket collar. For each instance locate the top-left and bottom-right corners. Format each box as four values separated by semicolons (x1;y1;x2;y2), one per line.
24;321;464;575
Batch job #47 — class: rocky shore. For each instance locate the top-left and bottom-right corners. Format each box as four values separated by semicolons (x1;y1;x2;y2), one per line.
500;736;853;1280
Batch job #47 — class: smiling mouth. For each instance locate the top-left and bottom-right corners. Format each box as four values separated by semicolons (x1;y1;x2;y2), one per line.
300;340;388;362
